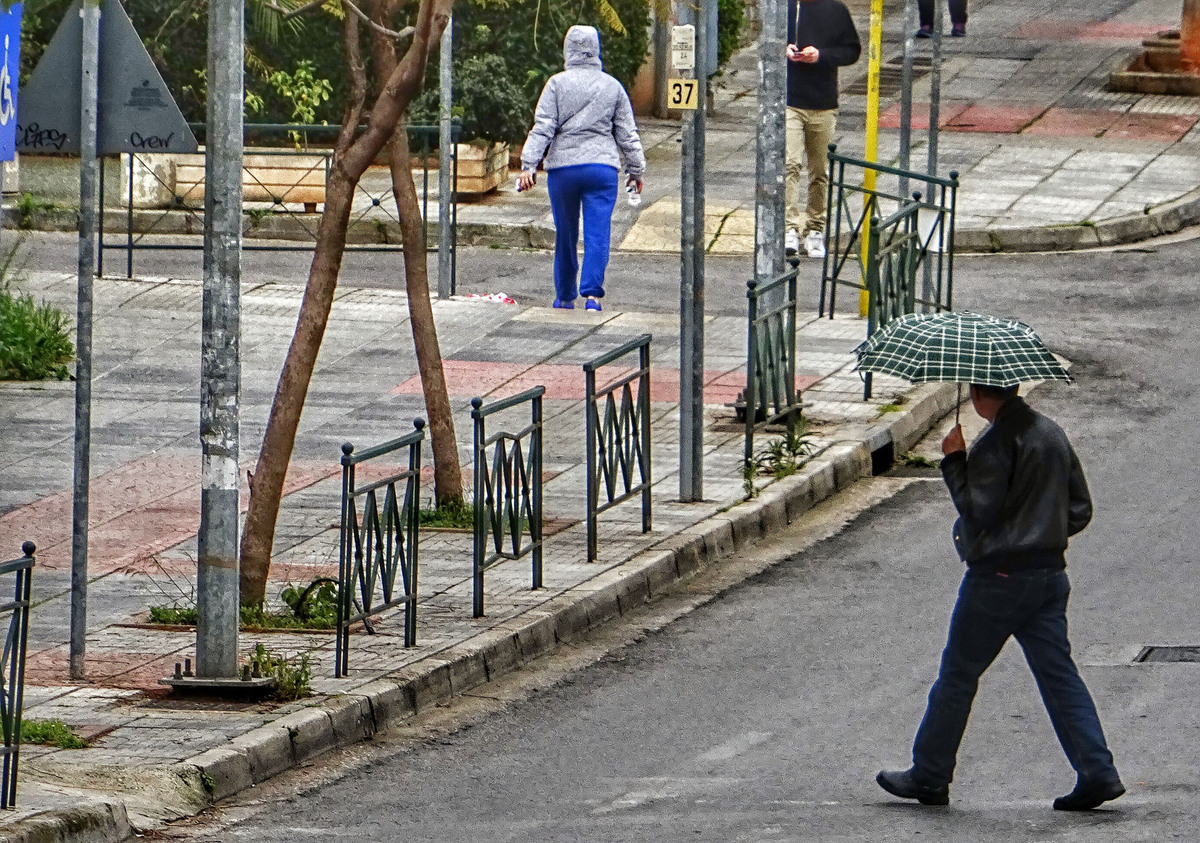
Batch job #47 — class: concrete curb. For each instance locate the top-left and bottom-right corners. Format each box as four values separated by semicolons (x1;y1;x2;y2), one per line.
0;801;131;843
955;187;1200;254
7;382;957;842
8;192;1198;255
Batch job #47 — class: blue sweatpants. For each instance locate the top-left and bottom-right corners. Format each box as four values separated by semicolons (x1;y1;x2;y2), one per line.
546;164;619;302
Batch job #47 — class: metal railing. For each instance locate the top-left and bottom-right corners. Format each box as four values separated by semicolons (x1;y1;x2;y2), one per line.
471;388;544;618
818;145;958;396
0;542;34;809
584;335;653;563
744;266;802;463
336;421;424;678
97;122;459;293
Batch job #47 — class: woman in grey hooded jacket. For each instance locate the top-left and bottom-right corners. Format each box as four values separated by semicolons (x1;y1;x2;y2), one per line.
519;25;646;312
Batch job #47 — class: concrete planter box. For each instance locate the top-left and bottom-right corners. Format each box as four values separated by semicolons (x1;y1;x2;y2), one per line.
455;141;509;195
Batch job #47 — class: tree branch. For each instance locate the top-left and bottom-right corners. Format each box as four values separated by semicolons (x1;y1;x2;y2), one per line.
343;0;415;40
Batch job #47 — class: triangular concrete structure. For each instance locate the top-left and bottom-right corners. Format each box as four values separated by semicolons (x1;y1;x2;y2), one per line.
16;0;198;155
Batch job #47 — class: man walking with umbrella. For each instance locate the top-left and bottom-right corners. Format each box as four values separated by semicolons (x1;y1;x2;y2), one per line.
856;312;1125;809
876;381;1124;810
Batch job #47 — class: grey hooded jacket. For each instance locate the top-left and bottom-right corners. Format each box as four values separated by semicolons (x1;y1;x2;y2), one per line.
520;26;646;179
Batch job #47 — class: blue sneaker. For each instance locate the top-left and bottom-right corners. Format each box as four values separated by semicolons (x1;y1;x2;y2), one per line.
585;298;602;312
553;298;575;309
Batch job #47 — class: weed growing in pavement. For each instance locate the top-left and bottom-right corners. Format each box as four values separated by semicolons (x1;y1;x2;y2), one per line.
743;423;817;499
15;193;61;230
21;718;88;749
248;643;312;702
0;242;75;381
900;452;939;468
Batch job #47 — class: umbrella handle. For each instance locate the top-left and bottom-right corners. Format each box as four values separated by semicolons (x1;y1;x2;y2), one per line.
956;383;962;426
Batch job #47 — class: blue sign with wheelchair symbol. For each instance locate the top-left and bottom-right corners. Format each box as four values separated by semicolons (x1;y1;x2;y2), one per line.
0;3;20;162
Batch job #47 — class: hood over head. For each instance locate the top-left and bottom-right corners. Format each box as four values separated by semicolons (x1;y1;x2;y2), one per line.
563;25;602;69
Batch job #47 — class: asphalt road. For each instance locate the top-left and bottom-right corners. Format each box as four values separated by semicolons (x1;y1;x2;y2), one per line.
30;231;1200;840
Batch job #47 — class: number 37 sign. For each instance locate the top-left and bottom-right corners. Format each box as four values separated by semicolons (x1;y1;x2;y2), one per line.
667;78;698;111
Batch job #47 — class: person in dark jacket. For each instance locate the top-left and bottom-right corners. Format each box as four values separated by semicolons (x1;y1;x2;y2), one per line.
785;0;860;258
877;384;1124;811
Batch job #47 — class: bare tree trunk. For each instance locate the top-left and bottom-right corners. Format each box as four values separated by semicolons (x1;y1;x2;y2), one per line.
387;121;464;507
239;0;453;606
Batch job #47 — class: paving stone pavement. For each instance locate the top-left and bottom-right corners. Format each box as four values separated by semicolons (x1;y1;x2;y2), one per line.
457;0;1200;254
0;267;955;839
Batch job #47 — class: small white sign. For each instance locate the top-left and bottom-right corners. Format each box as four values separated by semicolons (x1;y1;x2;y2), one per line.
671;25;695;71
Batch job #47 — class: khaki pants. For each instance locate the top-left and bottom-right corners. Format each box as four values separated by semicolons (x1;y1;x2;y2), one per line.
786;106;837;235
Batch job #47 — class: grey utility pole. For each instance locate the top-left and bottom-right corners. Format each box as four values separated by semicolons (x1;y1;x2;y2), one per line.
679;1;709;503
897;0;916;201
437;15;453;299
69;0;101;681
196;0;244;679
754;0;787;285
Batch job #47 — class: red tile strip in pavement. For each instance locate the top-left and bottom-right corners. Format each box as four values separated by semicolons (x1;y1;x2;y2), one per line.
879;101;970;131
1103;113;1198;143
24;646;189;689
944;104;1048;134
1023;107;1124;138
392;359;821;405
1012;19;1166;41
0;456;338;573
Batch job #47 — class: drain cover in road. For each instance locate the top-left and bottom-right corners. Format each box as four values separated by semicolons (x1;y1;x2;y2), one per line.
1136;646;1200;663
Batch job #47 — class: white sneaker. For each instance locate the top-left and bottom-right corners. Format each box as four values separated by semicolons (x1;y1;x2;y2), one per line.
785;228;801;256
805;230;826;258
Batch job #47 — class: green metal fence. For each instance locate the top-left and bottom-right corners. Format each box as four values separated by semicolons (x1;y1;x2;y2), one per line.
818;145;959;398
743;266;802;463
0;542;34;809
471;388;544;618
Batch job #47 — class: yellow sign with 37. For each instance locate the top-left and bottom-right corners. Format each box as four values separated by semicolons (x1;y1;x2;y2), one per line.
667;78;699;111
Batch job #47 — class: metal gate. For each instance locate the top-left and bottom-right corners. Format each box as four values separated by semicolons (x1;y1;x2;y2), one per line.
98;123;459;290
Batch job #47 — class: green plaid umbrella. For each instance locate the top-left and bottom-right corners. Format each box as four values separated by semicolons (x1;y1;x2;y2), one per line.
854;311;1071;387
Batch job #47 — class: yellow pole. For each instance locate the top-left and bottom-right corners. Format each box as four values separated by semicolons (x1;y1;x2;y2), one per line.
859;0;884;317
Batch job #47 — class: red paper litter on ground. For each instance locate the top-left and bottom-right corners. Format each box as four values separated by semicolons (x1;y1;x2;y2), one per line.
464;292;518;305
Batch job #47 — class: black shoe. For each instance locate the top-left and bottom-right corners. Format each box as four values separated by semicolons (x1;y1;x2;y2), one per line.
914;25;933;38
1053;777;1125;811
876;769;950;806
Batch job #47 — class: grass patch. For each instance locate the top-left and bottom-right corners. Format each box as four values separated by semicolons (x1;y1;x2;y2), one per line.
149;578;339;630
21;718;88;749
0;243;75;381
418;499;474;529
15;193;61;230
900;452;939;468
878;403;903;414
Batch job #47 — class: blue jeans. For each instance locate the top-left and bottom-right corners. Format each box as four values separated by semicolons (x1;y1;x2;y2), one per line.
547;164;618;302
912;568;1118;786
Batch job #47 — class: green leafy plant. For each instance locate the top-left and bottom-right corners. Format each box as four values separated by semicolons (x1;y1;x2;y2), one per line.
716;0;746;68
266;59;333;147
21;718;88;749
279;578;338;627
248;643;312;702
900;452;938;468
742;457;759;500
0;244;75;381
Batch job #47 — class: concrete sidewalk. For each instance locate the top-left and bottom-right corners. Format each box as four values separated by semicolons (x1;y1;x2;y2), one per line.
462;0;1200;254
0;265;959;841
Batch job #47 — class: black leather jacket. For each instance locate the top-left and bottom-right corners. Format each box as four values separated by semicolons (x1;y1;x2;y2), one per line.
940;397;1092;571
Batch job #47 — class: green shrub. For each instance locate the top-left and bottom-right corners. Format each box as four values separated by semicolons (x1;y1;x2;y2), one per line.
716;0;746;68
411;0;651;144
149;577;340;630
0;246;75;382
